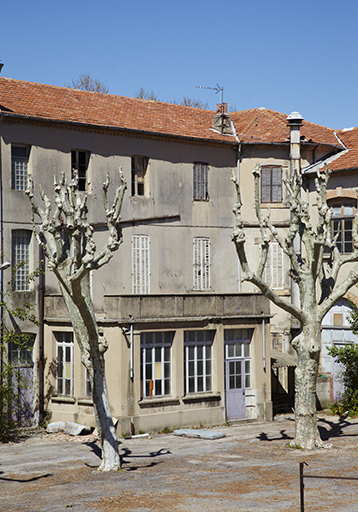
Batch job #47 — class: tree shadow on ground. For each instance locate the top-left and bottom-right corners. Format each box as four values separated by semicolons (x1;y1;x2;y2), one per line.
0;471;52;482
318;416;358;441
84;442;171;471
256;429;293;442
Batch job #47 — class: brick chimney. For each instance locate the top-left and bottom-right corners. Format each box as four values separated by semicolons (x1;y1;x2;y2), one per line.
212;103;231;134
216;103;227;114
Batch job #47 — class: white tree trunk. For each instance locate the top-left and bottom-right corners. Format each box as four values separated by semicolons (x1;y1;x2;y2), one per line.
291;324;322;449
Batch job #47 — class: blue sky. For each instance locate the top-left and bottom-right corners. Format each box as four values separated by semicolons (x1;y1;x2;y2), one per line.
1;0;358;129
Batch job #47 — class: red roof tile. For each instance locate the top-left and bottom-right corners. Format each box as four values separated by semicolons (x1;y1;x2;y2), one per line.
0;78;342;148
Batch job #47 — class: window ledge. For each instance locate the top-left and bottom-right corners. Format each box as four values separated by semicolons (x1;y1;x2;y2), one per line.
77;398;93;406
273;289;291;296
182;392;221;403
260;203;289;209
51;396;76;404
138;396;180;407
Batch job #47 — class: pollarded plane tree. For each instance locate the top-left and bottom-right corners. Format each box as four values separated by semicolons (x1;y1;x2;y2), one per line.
232;163;358;449
26;169;126;470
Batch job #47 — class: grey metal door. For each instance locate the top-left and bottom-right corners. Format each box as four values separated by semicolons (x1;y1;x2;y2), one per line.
225;359;245;420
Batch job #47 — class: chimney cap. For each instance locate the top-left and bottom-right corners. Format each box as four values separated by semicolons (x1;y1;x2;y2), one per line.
287;111;304;124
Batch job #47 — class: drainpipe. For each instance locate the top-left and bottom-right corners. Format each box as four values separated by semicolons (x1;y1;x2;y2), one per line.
286;112;304;310
38;242;45;424
129;315;134;380
262;313;266;370
231;121;242;292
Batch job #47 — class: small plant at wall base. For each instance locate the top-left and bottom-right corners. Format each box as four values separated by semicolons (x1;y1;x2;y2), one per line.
328;343;358;417
0;266;39;442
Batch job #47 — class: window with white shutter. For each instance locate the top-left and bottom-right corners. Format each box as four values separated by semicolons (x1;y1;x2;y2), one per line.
263;242;284;289
193;162;209;201
132;235;150;294
11;145;30;191
261;166;282;203
193;237;210;290
12;229;31;291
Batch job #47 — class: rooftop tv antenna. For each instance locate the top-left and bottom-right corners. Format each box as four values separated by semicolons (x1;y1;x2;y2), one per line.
196;84;224;107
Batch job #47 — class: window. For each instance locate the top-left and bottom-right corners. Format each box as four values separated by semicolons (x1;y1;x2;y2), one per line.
71;150;89;191
131;156;148;196
225;329;251;388
9;335;35;366
261;166;282;203
184;330;214;394
263;242;284;289
85;367;92;398
56;332;74;396
140;332;173;398
332;205;355;254
193;237;210;290
12;230;31;291
193;162;209;200
132;235;150;294
12;145;30;190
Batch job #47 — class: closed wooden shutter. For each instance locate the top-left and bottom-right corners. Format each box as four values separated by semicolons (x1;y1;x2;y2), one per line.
263;242;283;289
271;167;282;203
193;163;208;200
132;235;150;294
261;167;271;203
193;237;210;290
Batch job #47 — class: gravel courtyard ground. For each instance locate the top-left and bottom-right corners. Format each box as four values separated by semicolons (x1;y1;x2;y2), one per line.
1;413;358;511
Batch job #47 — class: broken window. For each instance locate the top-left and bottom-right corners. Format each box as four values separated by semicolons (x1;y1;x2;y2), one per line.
131;156;148;196
71;150;90;191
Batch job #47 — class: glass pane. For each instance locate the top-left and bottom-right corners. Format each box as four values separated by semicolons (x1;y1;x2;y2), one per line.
188;331;196;342
145;363;152;380
189;377;195;393
164;362;170;378
155;332;162;345
229;375;235;389
206;359;211;375
155;347;161;362
206;345;212;358
206;376;212;391
146;348;152;362
164;379;170;395
196;331;204;343
197;345;203;360
236;375;242;388
228;345;234;358
245;360;250;373
189;346;195;360
235;343;242;358
65;379;71;395
236;361;242;376
245;375;251;388
155;380;162;396
244;343;250;358
164;347;170;361
189;361;195;376
198;376;203;392
235;329;242;340
229;361;235;375
243;329;249;340
66;346;71;363
163;331;172;344
57;379;63;395
197;360;203;376
57;360;63;378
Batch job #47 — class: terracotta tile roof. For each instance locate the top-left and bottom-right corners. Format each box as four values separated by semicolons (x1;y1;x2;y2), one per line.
0;77;342;148
230;108;340;146
312;128;358;172
0;77;231;143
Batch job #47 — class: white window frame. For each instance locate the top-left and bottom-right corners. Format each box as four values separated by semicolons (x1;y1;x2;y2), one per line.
131;156;148;196
225;329;251;388
55;332;74;396
132;235;150;294
261;166;282;203
263;242;284;289
12;230;31;291
11;145;30;191
141;332;173;398
184;330;214;394
193;237;210;290
71;150;90;192
193;162;209;201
